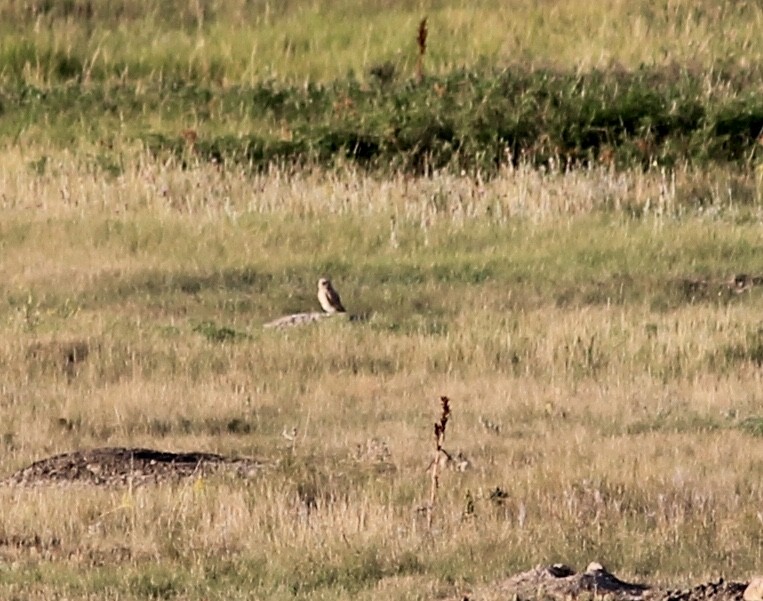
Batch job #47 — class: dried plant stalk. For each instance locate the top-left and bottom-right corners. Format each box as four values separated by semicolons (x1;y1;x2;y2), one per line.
416;17;428;83
427;395;450;530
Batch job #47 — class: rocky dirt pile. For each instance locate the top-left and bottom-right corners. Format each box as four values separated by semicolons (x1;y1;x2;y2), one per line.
0;447;267;486
463;563;758;601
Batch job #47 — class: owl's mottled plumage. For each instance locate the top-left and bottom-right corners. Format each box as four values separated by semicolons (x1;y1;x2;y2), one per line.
317;278;346;313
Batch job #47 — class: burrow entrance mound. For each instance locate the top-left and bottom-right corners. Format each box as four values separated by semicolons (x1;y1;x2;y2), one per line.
466;563;751;601
1;447;268;487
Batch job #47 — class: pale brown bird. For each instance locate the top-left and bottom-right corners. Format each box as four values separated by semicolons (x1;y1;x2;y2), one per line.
317;278;346;314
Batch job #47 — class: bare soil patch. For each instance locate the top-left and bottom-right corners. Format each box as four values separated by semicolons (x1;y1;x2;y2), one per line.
0;447;267;486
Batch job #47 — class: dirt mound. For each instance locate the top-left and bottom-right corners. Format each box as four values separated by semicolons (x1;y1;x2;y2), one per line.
0;447;267;487
464;563;750;601
263;311;336;329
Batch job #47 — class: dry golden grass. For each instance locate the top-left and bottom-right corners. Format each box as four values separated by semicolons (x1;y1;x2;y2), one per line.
1;0;762;597
1;148;762;598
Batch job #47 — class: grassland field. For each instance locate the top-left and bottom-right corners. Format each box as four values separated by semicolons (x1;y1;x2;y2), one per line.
1;1;763;599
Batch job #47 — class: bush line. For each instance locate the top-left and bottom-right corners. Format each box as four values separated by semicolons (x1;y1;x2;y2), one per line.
3;66;762;174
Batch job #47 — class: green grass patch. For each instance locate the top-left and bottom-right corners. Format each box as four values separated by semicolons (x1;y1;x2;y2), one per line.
4;67;763;173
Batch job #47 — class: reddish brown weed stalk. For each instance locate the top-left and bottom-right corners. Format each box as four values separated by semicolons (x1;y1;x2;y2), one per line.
427;395;450;530
416;17;428;84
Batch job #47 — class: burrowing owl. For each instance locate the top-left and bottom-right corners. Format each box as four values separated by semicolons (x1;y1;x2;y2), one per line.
317;278;346;313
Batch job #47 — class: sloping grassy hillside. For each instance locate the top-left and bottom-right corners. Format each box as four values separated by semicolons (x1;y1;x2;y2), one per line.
1;1;762;171
1;0;761;84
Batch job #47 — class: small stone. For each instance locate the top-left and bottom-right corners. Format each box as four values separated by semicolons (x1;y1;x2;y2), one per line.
744;577;763;601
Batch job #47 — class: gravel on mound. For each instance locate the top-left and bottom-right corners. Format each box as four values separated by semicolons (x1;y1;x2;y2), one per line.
465;563;750;601
0;447;268;487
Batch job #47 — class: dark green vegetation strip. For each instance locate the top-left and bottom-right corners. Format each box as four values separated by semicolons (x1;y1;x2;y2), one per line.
3;67;763;174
